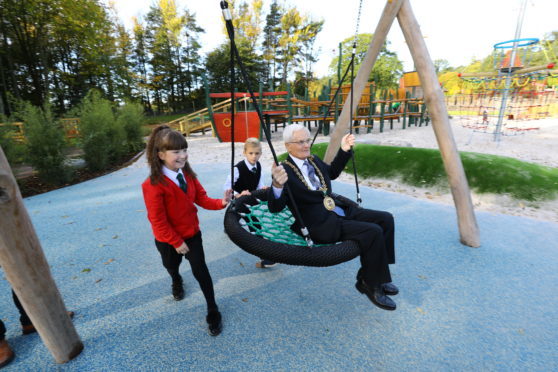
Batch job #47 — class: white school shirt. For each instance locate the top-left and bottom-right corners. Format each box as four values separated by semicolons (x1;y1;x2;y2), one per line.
162;166;186;188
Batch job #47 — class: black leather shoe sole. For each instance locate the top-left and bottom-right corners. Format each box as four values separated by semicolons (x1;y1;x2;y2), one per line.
355;280;396;311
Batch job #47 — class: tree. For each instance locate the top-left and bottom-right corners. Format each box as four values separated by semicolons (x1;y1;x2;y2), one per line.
205;41;265;94
131;18;153;113
328;34;403;90
262;0;282;89
229;0;263;50
142;0;204;113
434;59;453;73
296;19;324;94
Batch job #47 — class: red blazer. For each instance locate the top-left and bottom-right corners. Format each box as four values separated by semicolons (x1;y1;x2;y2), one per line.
142;174;224;248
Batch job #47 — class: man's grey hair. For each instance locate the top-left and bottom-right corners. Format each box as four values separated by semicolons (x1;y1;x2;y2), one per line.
283;124;310;143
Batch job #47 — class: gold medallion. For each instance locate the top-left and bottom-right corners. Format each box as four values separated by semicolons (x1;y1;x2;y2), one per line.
323;196;336;211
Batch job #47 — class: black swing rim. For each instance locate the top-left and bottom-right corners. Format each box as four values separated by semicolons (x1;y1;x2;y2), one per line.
224;189;361;268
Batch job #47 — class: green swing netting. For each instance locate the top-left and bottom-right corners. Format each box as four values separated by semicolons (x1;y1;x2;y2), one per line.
239;200;314;246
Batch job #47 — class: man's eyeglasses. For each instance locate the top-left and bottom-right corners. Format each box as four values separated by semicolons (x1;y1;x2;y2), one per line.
288;139;312;146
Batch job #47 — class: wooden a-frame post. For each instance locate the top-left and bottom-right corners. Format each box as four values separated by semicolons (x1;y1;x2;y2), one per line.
0;146;83;363
324;0;480;247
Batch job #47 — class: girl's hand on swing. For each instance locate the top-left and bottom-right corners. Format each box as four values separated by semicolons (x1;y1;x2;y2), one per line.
176;242;189;255
222;189;233;206
238;190;251;197
341;133;355;152
271;163;287;188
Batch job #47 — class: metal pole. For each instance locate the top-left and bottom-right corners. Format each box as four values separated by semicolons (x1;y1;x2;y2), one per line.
494;0;528;142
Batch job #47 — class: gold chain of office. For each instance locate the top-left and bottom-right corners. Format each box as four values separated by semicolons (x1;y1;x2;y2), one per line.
283;157;336;211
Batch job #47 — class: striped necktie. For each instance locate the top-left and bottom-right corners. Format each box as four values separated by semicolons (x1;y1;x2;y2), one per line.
176;173;188;193
304;160;321;190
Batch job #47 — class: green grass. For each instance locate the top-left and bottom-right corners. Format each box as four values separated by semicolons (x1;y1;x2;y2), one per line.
303;143;558;202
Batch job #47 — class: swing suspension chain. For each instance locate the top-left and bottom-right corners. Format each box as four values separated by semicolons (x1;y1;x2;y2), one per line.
353;0;364;44
220;0;314;247
349;0;364;203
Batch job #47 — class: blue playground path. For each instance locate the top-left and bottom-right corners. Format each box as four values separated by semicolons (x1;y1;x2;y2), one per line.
1;158;557;371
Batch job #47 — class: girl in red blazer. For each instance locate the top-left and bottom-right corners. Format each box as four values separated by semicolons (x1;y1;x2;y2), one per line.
142;125;232;336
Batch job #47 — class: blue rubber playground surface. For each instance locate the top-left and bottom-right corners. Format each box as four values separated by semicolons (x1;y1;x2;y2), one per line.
1;158;558;371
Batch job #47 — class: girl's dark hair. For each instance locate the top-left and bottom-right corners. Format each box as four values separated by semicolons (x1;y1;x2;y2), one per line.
146;125;197;184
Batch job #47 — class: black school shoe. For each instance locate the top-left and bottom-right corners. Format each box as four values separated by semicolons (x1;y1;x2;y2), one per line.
172;278;184;301
206;309;222;336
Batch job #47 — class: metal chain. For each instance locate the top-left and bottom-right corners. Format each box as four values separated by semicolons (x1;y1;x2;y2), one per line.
353;0;364;46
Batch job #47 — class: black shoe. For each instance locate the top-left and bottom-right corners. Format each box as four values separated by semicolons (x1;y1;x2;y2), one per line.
382;282;399;296
356;269;399;296
206;310;222;336
355;279;396;311
172;279;184;301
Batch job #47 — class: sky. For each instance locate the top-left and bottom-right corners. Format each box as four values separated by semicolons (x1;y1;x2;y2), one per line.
109;0;557;77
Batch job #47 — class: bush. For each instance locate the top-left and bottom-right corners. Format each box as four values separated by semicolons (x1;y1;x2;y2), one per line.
0;119;26;166
19;103;71;185
79;90;125;171
117;101;145;152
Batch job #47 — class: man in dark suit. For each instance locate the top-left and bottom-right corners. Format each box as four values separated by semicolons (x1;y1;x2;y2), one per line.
268;124;398;311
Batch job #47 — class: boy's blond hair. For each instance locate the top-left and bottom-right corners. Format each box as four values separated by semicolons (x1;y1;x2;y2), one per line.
244;137;261;151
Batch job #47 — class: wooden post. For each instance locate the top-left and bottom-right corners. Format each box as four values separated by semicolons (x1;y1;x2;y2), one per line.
403;92;409;129
380;90;387;133
324;0;404;162
397;0;480;247
0;146;84;363
287;83;292;125
367;83;374;132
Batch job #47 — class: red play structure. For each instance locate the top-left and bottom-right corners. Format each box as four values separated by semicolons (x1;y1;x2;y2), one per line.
209;92;288;143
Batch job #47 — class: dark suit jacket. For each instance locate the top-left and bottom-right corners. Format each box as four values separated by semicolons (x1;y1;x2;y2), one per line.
267;148;353;244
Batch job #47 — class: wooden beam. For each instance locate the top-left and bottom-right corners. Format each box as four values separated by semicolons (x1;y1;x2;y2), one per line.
324;0;405;163
0;146;83;363
397;0;480;247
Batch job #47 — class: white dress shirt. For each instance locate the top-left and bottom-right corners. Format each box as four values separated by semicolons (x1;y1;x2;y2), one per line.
162;166;186;188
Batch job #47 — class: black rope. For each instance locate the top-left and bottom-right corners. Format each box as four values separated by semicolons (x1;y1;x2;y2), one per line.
220;0;314;247
229;17;235;199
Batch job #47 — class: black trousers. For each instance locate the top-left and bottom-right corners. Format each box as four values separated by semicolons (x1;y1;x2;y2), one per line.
341;207;395;287
155;232;217;311
1;290;31;340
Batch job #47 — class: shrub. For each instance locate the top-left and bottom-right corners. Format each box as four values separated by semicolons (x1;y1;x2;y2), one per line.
19;103;71;185
117;101;145;152
79;90;124;171
0;119;26;166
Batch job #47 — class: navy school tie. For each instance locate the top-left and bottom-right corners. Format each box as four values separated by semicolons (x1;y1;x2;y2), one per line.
176;173;188;193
